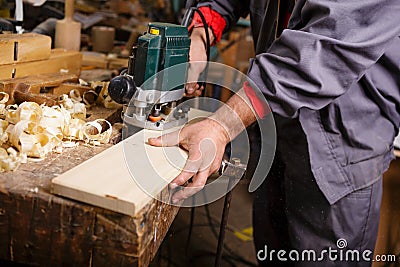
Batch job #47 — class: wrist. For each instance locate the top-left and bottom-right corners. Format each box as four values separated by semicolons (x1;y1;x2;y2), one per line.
205;117;231;145
209;89;258;141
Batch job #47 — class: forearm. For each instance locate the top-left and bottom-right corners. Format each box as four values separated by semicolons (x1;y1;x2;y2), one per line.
188;4;256;141
190;27;215;49
210;88;257;142
190;27;260;141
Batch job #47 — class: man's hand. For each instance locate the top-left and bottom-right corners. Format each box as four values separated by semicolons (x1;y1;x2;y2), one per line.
148;88;258;203
148;118;229;203
185;27;215;97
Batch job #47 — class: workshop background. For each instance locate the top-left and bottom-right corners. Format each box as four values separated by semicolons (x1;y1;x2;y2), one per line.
0;0;399;266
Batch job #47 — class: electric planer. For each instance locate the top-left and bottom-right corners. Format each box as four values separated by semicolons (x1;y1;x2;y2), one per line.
108;22;191;134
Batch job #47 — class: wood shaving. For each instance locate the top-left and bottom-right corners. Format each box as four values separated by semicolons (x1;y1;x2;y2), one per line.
82;90;98;108
95;82;122;109
63;118;85;140
58;94;86;120
0;92;112;172
0;119;9;145
62;140;79;148
0;92;9;104
82;119;112;145
0;147;27;173
0;92;9;119
69;89;82;102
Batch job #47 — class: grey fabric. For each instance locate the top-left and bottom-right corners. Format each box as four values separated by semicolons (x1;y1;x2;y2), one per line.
195;0;400;204
253;116;382;266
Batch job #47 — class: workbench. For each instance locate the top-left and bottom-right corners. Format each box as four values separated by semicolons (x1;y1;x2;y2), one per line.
0;106;179;267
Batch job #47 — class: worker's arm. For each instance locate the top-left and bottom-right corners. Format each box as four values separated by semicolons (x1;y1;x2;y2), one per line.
185;27;214;96
148;2;261;202
148;88;257;203
185;1;249;96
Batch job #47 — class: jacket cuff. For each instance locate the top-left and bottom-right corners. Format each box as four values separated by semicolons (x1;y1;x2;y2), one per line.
188;6;226;45
243;81;270;119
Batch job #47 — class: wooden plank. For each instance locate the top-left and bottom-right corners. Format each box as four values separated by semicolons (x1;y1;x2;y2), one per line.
0;73;78;94
0;73;79;105
0;33;51;65
81;51;128;69
0;49;82;80
51;129;187;216
51;109;209;216
51;83;92;96
108;57;129;69
82;51;108;69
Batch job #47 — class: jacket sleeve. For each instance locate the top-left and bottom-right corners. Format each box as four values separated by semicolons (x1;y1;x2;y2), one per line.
192;0;250;32
247;0;400;118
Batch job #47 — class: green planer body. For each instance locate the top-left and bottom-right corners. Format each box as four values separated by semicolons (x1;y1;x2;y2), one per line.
108;22;191;131
134;22;191;92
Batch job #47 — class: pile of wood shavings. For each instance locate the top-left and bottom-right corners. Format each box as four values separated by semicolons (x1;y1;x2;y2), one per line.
0;92;112;172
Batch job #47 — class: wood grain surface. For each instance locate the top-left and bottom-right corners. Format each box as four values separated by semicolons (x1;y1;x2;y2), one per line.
0;107;181;266
0;49;82;80
49;109;214;216
0;33;51;65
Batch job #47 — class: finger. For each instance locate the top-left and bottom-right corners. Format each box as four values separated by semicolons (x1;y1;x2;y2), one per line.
186;61;205;94
185;83;199;96
172;170;209;203
169;148;202;189
169;169;194;190
194;89;203;97
185;85;204;98
148;130;180;147
169;157;200;188
185;83;197;95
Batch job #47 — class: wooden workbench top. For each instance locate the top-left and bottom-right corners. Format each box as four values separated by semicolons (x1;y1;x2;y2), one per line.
0;106;179;267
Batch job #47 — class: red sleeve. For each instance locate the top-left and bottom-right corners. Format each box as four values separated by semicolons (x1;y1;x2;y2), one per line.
243;81;270;119
188;7;226;45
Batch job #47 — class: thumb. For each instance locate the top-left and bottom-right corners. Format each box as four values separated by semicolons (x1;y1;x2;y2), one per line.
148;130;180;147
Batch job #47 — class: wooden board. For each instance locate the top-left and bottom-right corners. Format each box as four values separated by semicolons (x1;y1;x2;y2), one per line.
51;109;209;216
108;57;129;69
0;49;82;80
0;33;51;65
82;51;108;68
0;73;79;104
51;129;187;216
51;82;92;96
82;51;128;69
0;73;78;93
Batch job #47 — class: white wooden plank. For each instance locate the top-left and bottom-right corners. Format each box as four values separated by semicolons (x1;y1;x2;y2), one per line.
51;109;209;216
